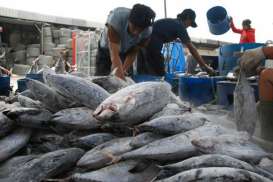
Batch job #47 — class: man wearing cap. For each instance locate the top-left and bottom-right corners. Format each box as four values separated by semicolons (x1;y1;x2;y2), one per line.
95;4;156;80
137;9;215;76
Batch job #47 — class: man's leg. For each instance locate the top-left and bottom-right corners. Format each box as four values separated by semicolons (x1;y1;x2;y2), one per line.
257;68;273;141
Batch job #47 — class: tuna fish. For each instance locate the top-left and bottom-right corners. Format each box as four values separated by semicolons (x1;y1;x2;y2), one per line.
51;107;100;130
0;128;31;162
91;75;135;93
158;154;255;179
71;160;160;182
17;95;44;109
234;72;258;135
71;133;116;149
26;79;80;112
191;133;270;164
1;148;84;182
155;167;273;182
19;89;36;100
77;137;136;170
129;132;163;148
0;155;38;178
120;124;235;162
0;112;14;138
45;74;110;110
3;107;52;128
151;103;190;120
138;113;208;135
93;82;176;124
77;132;160;170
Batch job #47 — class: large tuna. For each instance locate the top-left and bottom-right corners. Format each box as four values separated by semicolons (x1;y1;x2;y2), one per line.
0;128;31;162
71;160;160;182
26;79;80;112
0;112;14;138
138;112;207;135
93;81;178;124
45;74;110;110
51;107;100;130
1;148;84;182
191;133;270;164
156;167;273;182
3;107;52;128
119;124;237;162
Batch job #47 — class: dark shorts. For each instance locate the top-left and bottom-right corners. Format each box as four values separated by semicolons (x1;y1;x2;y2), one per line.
137;36;165;76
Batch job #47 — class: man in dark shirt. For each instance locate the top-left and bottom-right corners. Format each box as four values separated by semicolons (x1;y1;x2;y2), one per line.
137;9;215;76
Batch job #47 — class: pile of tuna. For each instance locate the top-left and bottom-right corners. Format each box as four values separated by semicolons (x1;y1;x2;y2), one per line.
0;68;273;182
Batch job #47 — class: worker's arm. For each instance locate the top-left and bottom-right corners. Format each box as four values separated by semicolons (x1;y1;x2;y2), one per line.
185;42;215;75
123;38;150;74
107;25;125;80
230;18;243;34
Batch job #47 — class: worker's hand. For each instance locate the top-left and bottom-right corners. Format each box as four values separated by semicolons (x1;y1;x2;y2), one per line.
204;65;216;76
229;16;233;26
238;47;265;76
114;65;126;80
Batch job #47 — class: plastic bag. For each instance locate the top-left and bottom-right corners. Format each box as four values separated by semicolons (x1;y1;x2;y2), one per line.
234;71;258;135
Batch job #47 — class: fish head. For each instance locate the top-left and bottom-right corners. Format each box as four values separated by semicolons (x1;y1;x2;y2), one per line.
93;94;136;121
93;103;119;121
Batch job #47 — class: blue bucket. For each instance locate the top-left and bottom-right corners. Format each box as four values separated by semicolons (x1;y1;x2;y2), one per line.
132;75;163;83
179;76;225;106
207;6;230;35
219;43;264;76
0;76;11;96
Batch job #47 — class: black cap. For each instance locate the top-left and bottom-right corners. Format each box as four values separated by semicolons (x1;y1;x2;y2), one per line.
129;4;156;28
177;9;197;28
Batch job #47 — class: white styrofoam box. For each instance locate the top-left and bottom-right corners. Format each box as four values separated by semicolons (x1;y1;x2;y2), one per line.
59;28;72;38
52;29;60;38
38;55;54;67
60;37;69;44
13;50;26;63
57;44;66;49
27;44;40;48
44;50;54;56
27;47;40;57
43;43;55;51
43;26;52;37
52;47;65;57
14;44;26;51
26;57;37;65
66;39;72;49
43;36;53;44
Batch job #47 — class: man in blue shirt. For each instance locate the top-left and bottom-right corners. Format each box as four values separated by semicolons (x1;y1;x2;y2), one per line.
137;9;215;76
